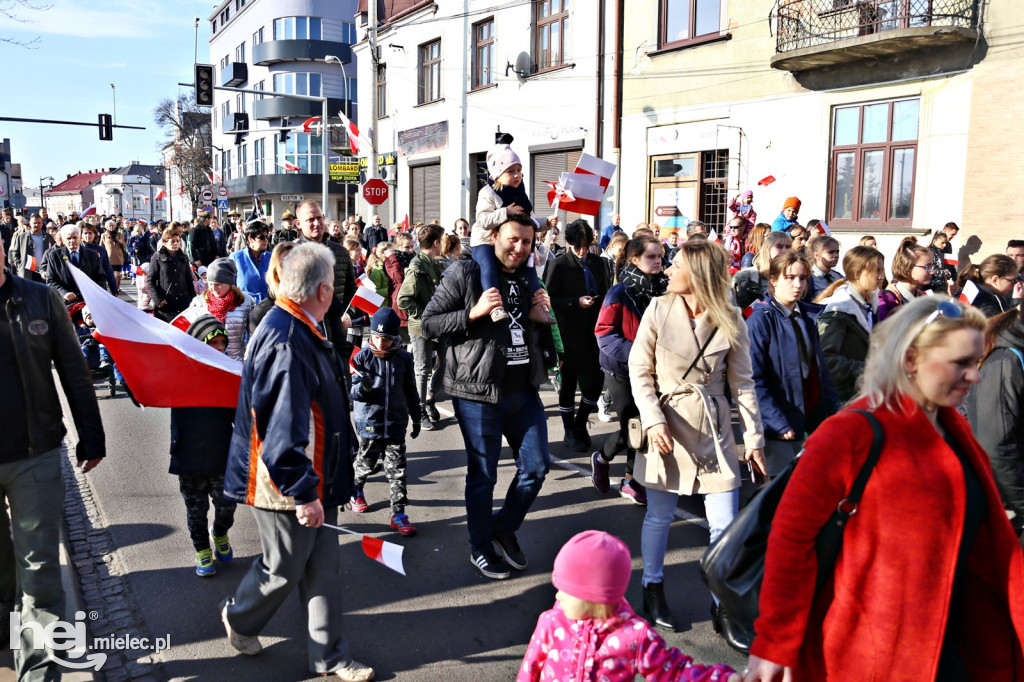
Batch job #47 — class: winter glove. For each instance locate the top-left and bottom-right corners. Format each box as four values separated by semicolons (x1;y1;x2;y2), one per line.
411;421;421;439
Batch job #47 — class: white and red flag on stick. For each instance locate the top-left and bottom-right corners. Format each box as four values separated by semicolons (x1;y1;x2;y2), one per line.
573;153;616;190
337;110;367;155
815;221;832;236
958;280;980;305
26;255;37;272
155;189;166;201
277;160;302;173
68;266;242;408
350;285;385;316
324;524;405;575
546;173;604;216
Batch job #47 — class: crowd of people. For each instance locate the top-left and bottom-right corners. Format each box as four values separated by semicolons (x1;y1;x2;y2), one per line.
4;150;1024;681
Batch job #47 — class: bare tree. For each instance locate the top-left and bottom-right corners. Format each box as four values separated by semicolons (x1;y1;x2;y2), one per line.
154;94;211;215
0;0;51;48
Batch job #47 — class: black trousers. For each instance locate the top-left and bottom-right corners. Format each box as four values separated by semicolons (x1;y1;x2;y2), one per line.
602;373;640;477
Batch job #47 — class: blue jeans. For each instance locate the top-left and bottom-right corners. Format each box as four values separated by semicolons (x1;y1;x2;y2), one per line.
453;391;550;552
641;487;738;598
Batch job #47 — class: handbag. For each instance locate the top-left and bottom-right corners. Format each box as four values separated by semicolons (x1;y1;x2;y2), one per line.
627;329;718;452
699;409;883;636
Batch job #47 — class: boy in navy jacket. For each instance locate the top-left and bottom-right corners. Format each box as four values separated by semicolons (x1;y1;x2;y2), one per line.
350;307;421;535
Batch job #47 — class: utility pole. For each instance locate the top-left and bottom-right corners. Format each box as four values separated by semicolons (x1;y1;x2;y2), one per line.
367;0;379;190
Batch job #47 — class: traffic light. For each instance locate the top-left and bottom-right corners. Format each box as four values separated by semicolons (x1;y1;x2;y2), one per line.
279;119;291;145
98;113;113;141
476;159;488;190
195;63;213;107
233;113;249;146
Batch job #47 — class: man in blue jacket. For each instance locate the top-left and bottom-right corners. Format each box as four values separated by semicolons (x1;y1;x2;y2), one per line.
220;242;373;682
421;214;553;580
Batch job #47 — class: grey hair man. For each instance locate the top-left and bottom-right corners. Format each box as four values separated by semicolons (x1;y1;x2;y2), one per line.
221;241;373;681
685;220;707;237
43;224;106;300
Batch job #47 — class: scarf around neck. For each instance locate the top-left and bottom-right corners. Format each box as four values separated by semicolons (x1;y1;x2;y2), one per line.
619;263;667;313
492;179;534;215
206;290;238;323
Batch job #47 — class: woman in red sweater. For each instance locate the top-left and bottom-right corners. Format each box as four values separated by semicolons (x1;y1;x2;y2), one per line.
744;296;1024;681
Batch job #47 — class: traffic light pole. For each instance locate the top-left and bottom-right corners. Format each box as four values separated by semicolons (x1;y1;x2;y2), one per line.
213;85;329;216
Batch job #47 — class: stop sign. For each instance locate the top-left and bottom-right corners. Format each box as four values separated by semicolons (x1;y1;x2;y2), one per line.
362;178;389;205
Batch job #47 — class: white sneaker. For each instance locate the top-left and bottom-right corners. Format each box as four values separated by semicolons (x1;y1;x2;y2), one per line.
597;399;614;423
220;601;262;656
329;660;375;681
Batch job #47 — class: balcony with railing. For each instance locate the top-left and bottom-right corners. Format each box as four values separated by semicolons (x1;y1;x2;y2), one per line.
771;0;980;72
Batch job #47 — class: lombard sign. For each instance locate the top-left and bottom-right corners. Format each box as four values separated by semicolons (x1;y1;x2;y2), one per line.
397;122;448;156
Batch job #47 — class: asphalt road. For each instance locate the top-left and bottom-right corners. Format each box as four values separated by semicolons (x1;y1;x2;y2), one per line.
81;386;749;682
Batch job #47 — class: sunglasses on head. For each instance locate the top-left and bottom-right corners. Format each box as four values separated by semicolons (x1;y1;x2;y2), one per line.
923;300;963;326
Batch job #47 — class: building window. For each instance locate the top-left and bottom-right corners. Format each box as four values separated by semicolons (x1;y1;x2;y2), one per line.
238;143;247;177
277;132;323;174
235;41;245;63
699;149;729;227
535;0;568;71
341;21;357;44
829;98;919;227
220;8;230;25
253;27;264;46
376;64;386;117
221;101;231;121
254;80;265;100
236;93;245;114
660;0;723;46
211;19;216;34
131;194;142;211
222;150;232;181
418;39;441;104
253;138;265;175
272;72;322;97
472;19;494;89
273;17;322;40
220;54;230;70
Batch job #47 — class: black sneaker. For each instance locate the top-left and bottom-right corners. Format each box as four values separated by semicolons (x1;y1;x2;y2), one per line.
421;419;436;431
471;550;511;579
563;428;588;452
424;401;441;423
493;532;528;570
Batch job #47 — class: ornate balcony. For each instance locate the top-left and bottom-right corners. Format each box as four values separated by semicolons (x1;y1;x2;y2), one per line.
772;0;979;72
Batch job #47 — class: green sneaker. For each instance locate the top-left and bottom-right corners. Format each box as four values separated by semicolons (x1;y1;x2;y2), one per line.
210;527;233;562
196;549;216;577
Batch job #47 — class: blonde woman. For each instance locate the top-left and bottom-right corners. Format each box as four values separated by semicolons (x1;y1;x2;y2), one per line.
629;239;765;651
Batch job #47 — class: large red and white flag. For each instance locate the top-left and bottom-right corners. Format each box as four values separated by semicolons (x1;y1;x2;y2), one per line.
155;189;166;201
573;153;616;190
69;266;242;408
337;110;365;155
350;285;385;316
277;160;302;173
959;280;980;305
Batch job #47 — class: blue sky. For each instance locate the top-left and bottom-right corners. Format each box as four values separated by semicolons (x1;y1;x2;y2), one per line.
0;0;216;190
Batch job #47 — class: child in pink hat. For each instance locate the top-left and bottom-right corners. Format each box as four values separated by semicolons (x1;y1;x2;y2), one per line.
518;531;739;682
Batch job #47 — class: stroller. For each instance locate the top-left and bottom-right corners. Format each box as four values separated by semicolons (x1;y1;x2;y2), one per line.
69;302;119;398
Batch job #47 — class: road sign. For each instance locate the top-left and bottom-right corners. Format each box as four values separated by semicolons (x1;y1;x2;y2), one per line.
217;198;229;210
201;188;214;202
362;179;389;206
281;194;304;201
9;192;26;209
217;186;228;197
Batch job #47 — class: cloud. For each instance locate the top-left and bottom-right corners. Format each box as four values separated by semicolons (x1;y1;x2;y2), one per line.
0;0;211;39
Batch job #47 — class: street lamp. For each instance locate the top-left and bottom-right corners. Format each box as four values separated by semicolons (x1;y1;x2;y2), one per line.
39;175;53;215
111;84;117;126
324;55;353;217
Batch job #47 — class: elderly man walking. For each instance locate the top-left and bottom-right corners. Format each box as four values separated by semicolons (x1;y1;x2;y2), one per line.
220;242;373;681
421;214;552;580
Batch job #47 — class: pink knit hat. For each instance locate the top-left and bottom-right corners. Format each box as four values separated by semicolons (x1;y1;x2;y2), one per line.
486;144;522;181
552;531;632;604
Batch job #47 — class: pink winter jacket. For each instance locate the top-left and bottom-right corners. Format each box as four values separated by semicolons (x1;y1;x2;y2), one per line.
517;601;736;682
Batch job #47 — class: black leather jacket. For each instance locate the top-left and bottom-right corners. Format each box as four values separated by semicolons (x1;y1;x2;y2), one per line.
4;272;105;460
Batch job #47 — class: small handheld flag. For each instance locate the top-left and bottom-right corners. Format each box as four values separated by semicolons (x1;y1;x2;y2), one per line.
959;280;980;305
324;524;405;575
26;255;37;272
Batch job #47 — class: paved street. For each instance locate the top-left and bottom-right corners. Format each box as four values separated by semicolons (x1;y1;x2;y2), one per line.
58;340;748;680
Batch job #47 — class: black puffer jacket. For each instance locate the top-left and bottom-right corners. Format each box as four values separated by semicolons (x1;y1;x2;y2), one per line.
149;247;194;321
3;274;105;460
421;260;550;404
544;249;609;367
965;315;1024;533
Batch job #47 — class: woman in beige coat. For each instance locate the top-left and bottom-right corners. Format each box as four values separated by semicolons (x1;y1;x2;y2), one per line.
629;238;766;652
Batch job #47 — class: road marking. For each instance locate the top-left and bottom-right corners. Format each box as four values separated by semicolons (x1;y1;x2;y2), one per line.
432;405;709;529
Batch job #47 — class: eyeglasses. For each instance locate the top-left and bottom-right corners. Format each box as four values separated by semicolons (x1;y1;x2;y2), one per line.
913;264;933;273
923;300;963;326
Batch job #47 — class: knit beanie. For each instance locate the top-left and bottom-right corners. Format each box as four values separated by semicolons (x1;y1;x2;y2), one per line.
187;314;228;345
207;257;237;285
486;144;522;182
552;531;632;604
783;196;801;211
740;190;753;199
369;307;402;340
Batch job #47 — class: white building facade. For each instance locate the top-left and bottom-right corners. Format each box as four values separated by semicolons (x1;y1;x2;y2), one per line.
208;0;359;223
351;0;618;230
94;164;167;222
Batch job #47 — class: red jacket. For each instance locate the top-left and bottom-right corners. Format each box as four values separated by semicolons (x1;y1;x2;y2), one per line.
751;396;1024;680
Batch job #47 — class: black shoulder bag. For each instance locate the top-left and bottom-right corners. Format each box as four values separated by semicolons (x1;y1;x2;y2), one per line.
699;409;884;636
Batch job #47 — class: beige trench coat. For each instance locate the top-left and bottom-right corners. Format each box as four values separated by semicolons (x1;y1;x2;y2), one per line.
628;294;764;495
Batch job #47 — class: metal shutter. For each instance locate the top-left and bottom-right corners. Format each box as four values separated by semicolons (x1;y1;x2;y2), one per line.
410;163;441;225
531;149;584;242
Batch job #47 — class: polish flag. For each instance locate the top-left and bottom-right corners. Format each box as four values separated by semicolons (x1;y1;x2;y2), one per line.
944;255;958;268
573;153;616;190
278;160;301;173
356;272;373;290
324;523;405;575
758;175;777;186
155;189;166;201
26;255;38;272
958;280;980;305
743;303;755;319
81;205;97;217
350;285;385;316
348;345;359;375
143;196;149;205
547;172;604;216
815;221;832;236
68;266;241;408
302;116;321;134
134;265;146;277
707;229;721;244
337;110;363;155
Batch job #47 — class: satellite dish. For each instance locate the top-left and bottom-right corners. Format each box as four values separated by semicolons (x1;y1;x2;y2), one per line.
515;52;531;79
